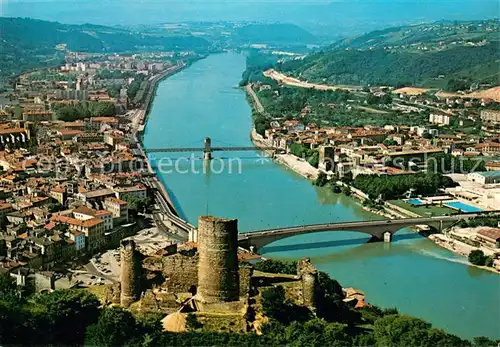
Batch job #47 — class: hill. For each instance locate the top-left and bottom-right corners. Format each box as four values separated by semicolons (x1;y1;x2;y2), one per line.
277;20;500;89
234;23;316;45
331;19;500;50
0;17;209;80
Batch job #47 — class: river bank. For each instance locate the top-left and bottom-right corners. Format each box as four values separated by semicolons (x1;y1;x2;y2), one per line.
141;61;192;130
429;229;500;274
144;53;500;340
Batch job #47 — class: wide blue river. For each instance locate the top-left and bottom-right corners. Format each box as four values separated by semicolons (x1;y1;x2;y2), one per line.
143;52;500;339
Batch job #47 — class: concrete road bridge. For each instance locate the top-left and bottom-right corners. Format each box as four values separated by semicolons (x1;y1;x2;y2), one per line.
238;212;500;251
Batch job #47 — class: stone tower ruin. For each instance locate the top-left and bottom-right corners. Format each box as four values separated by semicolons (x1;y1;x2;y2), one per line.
297;258;318;309
120;239;141;307
197;215;239;303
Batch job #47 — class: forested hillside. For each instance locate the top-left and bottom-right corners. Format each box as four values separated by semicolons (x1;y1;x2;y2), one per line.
234;23;316;44
0;17;209;80
277;20;500;89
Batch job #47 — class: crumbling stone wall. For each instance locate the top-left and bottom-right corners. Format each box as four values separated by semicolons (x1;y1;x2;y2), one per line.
297;258;318;309
197;216;239;303
162;252;199;294
239;263;253;297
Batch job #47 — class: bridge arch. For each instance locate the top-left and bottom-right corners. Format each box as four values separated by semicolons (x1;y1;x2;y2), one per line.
238;225;408;252
237;217;466;252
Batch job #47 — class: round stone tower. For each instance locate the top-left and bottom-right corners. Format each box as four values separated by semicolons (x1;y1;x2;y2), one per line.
297;258;318;309
197;215;239;303
120;239;141;307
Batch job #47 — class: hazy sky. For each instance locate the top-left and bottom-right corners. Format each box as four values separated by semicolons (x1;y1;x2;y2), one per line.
1;0;498;33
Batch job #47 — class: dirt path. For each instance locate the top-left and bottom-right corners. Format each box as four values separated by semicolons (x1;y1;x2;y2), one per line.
263;69;360;92
355;105;389;114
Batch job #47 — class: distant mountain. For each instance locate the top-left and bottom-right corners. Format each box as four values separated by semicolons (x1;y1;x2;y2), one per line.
0;17;209;52
3;0;499;35
234;23;316;45
277;20;500;89
0;17;209;80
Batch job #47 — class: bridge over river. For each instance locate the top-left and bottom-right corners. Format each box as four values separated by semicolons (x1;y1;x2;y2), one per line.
145;137;280;159
237;212;500;251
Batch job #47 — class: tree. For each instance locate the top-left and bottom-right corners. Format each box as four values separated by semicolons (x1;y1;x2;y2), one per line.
314;171;328;187
261;286;311;324
54;101;116;121
106;84;122;98
29;289;100;346
85;306;138;347
253;259;297;275
484;256;494;267
373;315;470;347
261;286;288;322
122;195;152;217
48;203;63;213
473;336;500;347
254;113;270;136
186;313;203;331
468;250;486;266
0;274;28;345
383;139;398;146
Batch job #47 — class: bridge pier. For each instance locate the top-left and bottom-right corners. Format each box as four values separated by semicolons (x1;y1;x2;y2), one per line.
204;137;212;160
383;232;392;243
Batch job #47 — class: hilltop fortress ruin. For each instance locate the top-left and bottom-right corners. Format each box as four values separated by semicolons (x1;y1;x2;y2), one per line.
111;215;321;331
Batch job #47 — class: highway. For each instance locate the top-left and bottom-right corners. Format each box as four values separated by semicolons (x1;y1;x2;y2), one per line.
123;61;193;241
142;175;192;239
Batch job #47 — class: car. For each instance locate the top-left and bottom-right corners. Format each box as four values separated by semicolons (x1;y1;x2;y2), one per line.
90;275;96;279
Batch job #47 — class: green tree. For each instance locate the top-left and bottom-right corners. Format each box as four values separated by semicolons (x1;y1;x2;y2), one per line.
261;286;311;324
253;259;297;275
473;336;500;347
123;195;152;217
468;250;486;266
314;171;328;187
48;203;63;213
484;256;494;267
85;306;138;347
29;289;100;346
106;84;122;98
186;313;203;331
0;274;29;345
373;315;470;347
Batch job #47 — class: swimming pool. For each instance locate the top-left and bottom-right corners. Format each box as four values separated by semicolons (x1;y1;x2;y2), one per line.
444;201;483;213
407;198;425;205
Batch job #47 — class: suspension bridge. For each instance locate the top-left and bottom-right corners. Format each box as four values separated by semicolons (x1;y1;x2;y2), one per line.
144;137;282;159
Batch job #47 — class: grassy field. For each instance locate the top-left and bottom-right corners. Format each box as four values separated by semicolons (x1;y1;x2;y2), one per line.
389;200;454;217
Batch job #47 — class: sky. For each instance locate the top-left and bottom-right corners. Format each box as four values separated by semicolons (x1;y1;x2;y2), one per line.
1;0;498;33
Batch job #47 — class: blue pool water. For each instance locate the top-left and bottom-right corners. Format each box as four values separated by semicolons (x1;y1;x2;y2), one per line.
444;201;483;212
407;198;424;205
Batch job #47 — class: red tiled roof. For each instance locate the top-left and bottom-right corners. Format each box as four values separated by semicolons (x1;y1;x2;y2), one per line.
477;228;500;241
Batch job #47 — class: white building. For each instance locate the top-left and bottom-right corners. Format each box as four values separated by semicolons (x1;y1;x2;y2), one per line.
468;171;500;185
481;110;500;124
104;197;129;224
429;113;452;126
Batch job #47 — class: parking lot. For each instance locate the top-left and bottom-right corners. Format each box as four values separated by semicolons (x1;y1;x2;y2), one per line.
81;225;176;282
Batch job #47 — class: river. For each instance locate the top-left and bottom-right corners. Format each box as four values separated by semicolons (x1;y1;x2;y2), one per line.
143;52;500;340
